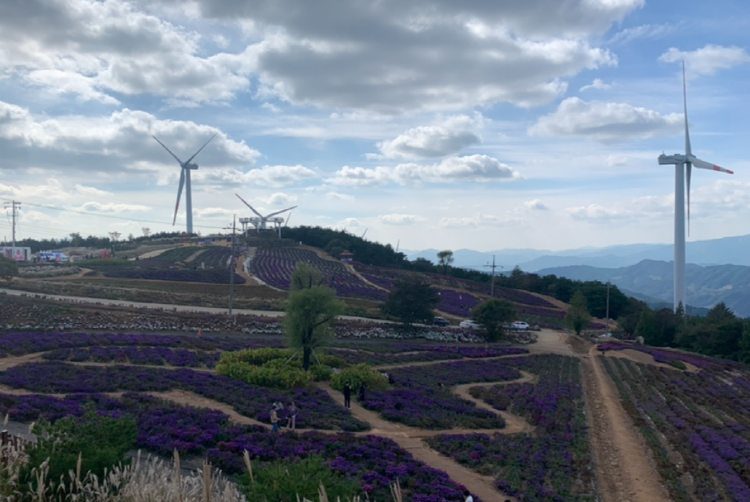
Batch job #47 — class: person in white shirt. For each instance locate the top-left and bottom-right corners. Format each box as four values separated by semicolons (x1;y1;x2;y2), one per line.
463;490;473;502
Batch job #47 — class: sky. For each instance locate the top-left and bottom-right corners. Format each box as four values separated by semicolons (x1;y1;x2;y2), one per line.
1;0;750;253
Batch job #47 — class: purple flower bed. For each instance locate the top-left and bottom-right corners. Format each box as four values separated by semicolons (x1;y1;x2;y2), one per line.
601;355;750;501
428;355;595;502
249;248;387;301
388;359;523;387
0;362;367;432
0;391;474;501
104;267;246;284
42;346;220;368
0;332;281;357
597;343;744;371
436;289;480;317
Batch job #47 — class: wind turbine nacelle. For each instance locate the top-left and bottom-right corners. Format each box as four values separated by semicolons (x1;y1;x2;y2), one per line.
658;154;685;165
186;163;199;170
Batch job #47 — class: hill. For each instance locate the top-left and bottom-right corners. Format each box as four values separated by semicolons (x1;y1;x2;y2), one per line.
538;259;750;317
406;233;750;272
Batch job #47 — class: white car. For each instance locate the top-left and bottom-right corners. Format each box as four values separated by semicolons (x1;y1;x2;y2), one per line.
511;321;530;331
459;320;482;330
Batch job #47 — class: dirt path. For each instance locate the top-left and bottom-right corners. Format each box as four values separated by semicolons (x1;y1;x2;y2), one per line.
583;346;670;502
316;382;518;502
453;371;536;435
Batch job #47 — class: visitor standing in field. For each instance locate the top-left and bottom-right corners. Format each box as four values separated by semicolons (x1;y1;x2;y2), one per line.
358;382;367;402
343;382;352;408
463;490;474;502
287;401;298;430
270;407;280;433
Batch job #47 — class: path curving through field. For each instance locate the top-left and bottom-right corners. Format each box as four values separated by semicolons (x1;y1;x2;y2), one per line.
583;346;670;502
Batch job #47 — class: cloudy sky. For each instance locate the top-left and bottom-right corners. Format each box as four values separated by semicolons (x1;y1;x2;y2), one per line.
1;0;749;252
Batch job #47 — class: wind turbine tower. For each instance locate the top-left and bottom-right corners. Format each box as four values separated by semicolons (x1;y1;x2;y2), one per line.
657;63;733;311
152;134;217;234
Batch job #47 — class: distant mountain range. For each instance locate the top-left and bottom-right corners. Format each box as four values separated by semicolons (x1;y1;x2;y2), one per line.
405;233;750;272
536;260;750;317
405;233;750;317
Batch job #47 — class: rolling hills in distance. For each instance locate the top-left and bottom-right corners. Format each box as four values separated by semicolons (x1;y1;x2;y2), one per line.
405;233;750;317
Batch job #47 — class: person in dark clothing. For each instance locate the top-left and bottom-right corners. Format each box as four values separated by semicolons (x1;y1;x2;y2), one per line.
358;382;367;402
343;382;351;408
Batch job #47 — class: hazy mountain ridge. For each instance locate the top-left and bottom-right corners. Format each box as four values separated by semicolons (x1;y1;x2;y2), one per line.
405;233;750;272
537;260;750;317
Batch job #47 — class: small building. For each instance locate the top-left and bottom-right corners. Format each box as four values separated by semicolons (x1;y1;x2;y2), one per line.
340;251;353;263
1;247;31;261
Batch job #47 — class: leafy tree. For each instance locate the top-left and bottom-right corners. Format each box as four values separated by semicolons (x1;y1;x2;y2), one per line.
410;257;436;273
284;284;343;371
21;403;137;492
739;323;750;364
290;262;324;290
565;290;591;336
471;299;516;342
436;250;454;275
635;306;658;343
381;280;439;327
0;256;18;281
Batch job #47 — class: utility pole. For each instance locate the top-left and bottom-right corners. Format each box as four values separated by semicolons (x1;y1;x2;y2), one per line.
484;255;501;297
605;282;611;332
225;215;237;316
4;201;21;253
108;231;120;258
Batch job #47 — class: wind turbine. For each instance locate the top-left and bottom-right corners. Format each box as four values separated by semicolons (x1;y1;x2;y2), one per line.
657;63;733;311
152;134;217;234
235;194;297;238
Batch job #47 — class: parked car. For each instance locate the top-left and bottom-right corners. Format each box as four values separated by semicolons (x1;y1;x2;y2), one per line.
511;321;530;331
459;320;482;330
433;316;450;326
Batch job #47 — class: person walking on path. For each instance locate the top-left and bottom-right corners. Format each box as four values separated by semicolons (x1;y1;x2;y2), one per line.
463;490;474;502
287;401;298;430
358;382;367;403
270;407;280;433
343;382;352;408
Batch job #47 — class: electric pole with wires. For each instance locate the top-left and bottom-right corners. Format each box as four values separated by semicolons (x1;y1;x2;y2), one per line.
4;200;21;253
484;255;502;297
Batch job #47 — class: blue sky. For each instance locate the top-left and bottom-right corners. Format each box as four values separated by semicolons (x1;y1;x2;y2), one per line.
1;0;749;252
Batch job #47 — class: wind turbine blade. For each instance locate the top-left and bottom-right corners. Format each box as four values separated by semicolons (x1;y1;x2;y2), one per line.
265;206;298;219
284;211;292;227
686;162;691;236
173;169;186;226
152;136;185;165
683;61;692;156
235;194;264;218
184;133;217;165
691;157;734;174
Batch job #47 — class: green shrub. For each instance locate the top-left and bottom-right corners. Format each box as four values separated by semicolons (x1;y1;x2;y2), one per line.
319;354;347;368
330;364;388;392
20;403;137;494
219;348;293;366
669;359;687;370
239;455;362;502
309;364;333;382
216;360;311;389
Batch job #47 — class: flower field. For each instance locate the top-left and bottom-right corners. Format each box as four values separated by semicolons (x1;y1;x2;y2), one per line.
428;355;595;502
41;346;221;368
600;354;750;501
248;247;387;301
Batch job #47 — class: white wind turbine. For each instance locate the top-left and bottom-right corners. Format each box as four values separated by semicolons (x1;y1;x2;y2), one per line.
236;194;297;238
152;134;217;234
657;63;733;311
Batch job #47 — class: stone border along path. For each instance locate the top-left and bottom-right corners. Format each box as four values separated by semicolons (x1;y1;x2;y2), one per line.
0;332;687;502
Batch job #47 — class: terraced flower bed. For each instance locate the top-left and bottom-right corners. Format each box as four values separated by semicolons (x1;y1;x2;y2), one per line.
249;248;387;301
0;362;367;432
428;355;595;502
41;346;221;368
103;267;246;284
0;392;469;501
601;355;750;501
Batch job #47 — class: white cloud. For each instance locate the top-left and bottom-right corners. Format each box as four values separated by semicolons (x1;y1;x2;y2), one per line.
567;203;634;221
372;115;482;159
579;78;611;92
79;202;150;213
524;199;549;211
378;214;425;225
529;97;682;142
329;155;520;187
325;191;355;202
196;165;316;188
75;184;113;197
608;23;674;45
335;217;362;228
196;207;234;218
261;192;297;205
183;0;630;112
659;45;750;77
439;213;525;229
